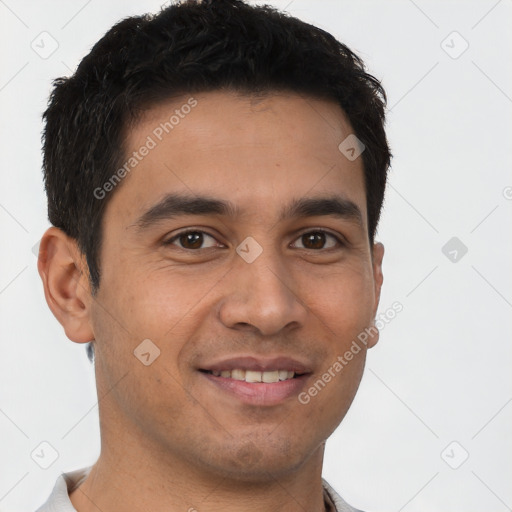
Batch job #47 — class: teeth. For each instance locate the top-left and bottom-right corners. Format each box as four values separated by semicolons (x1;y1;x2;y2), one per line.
245;370;262;383
262;370;280;383
209;369;296;383
231;369;245;381
279;370;289;381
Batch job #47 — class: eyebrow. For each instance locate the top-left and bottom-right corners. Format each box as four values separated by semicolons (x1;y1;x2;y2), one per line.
129;193;363;231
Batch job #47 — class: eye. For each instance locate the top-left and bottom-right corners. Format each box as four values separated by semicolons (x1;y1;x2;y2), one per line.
291;230;343;250
164;230;221;250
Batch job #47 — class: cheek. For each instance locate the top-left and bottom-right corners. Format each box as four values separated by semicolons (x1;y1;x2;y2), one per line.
301;264;376;340
90;290;194;433
290;264;374;414
103;267;207;340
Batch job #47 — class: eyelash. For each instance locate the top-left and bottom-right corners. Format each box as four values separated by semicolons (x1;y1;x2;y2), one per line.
163;228;346;251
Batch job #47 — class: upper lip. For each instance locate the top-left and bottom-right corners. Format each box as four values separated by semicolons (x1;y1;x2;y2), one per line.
199;356;312;374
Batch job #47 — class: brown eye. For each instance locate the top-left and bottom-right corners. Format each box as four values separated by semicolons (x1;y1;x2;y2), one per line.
179;231;203;249
292;230;341;250
165;230;219;250
302;232;325;249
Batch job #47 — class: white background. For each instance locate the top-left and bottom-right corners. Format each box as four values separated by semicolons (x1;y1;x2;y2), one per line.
0;1;511;511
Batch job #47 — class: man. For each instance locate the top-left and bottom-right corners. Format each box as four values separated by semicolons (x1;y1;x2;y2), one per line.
36;0;391;510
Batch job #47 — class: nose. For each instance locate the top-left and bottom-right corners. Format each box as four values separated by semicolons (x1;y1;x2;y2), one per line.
218;248;308;336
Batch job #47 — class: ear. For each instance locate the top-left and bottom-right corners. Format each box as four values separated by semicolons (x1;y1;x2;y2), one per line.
37;227;95;343
367;242;384;349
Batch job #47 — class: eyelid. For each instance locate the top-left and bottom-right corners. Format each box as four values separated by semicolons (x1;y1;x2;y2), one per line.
163;227;347;250
163;228;225;248
290;228;346;249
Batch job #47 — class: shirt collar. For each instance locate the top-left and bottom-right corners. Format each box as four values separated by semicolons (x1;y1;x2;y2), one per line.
36;467;361;512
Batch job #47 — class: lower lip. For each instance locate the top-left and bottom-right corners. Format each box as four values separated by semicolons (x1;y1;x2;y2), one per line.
200;372;309;406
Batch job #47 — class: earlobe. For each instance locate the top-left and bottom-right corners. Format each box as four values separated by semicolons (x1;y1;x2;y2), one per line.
367;242;384;349
37;227;95;344
372;242;384;306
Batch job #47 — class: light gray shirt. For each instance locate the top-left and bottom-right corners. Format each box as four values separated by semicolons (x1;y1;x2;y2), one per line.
35;466;362;512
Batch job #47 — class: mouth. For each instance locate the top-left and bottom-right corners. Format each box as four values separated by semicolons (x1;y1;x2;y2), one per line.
197;356;312;405
199;368;304;383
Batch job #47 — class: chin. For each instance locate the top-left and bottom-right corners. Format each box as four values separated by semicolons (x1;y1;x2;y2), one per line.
202;435;318;483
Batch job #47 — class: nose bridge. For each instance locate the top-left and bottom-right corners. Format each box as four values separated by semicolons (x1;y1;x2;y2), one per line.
219;240;307;335
248;256;290;304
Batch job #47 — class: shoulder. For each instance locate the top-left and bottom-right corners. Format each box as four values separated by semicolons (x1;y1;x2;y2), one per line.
34;466;93;512
322;478;365;512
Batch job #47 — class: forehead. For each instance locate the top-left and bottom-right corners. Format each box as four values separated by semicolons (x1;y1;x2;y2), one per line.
108;90;367;226
134;90;354;156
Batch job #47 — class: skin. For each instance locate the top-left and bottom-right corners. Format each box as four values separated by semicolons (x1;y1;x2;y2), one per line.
38;90;384;512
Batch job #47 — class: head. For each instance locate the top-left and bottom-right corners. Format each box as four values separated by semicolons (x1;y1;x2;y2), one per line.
39;0;390;483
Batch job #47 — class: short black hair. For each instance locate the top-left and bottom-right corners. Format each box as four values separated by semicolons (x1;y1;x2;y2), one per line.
42;0;392;347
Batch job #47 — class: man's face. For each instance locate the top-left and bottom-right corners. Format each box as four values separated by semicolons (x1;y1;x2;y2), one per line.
87;91;383;481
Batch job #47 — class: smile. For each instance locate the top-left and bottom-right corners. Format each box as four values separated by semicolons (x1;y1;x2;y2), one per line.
202;369;299;383
198;355;312;405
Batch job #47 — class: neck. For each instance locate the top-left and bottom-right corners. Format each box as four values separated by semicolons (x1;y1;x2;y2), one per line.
69;422;328;512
